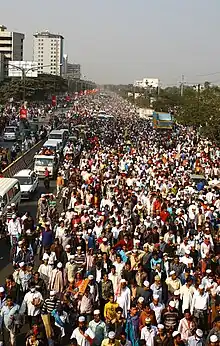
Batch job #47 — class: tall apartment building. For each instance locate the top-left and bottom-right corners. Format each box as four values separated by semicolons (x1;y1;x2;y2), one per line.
0;25;25;78
33;30;64;76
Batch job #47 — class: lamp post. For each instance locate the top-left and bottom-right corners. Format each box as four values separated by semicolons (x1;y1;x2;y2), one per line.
8;63;62;104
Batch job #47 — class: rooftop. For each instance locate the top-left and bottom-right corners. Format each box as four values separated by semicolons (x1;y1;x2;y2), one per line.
34;30;64;39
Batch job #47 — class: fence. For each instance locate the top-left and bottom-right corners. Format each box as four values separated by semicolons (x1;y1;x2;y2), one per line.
2;140;45;177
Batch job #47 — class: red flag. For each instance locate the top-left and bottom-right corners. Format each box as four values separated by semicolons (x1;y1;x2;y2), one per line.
52;95;57;106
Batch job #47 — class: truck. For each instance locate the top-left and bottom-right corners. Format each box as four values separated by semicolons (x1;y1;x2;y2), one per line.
152;112;173;130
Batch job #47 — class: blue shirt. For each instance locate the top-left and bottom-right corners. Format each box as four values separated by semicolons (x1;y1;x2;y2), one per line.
42;230;53;247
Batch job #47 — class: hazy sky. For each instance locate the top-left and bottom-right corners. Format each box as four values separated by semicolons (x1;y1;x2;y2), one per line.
1;0;220;85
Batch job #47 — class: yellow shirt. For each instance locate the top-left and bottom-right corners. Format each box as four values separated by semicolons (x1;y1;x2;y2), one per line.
101;339;120;346
104;302;119;320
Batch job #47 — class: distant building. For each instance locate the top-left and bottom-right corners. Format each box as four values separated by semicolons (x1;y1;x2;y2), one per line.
33;30;64;76
134;78;159;89
0;53;4;81
62;55;81;79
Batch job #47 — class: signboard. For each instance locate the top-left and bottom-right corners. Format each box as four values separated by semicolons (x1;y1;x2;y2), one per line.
8;61;38;78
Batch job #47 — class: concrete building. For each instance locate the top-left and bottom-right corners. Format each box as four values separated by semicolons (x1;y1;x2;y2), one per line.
33;30;64;76
0;25;24;61
62;54;81;79
134;78;159;89
0;53;4;81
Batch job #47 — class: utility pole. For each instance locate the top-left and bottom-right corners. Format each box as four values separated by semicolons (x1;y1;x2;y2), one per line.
180;74;185;96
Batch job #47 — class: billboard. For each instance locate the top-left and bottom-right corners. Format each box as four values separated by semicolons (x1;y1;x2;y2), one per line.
8;61;38;78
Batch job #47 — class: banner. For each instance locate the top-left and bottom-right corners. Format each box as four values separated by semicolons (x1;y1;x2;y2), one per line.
52;95;57;106
20;108;27;119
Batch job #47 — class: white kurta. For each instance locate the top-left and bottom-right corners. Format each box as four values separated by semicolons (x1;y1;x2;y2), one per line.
116;286;131;318
71;327;95;346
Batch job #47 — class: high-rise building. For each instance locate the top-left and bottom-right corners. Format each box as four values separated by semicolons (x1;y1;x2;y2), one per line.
0;25;25;61
33;30;64;76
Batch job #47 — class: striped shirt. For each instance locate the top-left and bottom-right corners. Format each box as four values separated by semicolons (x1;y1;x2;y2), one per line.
41;298;61;314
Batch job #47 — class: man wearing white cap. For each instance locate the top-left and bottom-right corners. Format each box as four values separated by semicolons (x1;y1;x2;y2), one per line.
116;279;130;318
101;331;120;346
191;284;209;331
49;262;66;295
209;334;219;345
150;294;164;324
65;255;78;282
38;253;52;286
71;316;95;346
140;317;157;346
187;329;204;346
166;270;182;296
89;309;107;346
8;214;21;246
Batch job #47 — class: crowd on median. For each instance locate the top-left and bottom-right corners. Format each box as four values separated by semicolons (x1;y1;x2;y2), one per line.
1;93;220;346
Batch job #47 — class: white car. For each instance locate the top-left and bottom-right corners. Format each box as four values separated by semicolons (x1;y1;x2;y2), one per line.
13;169;38;199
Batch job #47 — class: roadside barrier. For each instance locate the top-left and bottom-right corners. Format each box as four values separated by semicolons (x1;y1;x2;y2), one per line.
3;140;45;177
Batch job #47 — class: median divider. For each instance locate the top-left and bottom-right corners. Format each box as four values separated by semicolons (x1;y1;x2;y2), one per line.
3;140;45;178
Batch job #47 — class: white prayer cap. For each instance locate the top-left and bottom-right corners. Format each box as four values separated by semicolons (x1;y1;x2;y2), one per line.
172;331;180;338
88;275;94;280
120;279;126;283
108;331;116;339
57;262;63;268
19;262;25;267
138;297;144;303
157;324;164;329
102;238;107;242
199;284;205;290
169;301;175;308
94;309;100;315
0;287;5;293
65;244;71;249
206;269;212;274
77;246;81;250
170;270;176;276
50;291;56;296
143;280;149;287
196;329;203;338
174;290;180;296
210;335;218;343
78;316;85;322
42;253;49;260
185;249;190;255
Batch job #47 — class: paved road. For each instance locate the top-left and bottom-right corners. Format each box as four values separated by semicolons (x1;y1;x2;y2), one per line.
0;179;56;284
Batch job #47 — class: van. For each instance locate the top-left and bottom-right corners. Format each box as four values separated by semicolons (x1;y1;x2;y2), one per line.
48;129;68;145
34;154;59;178
0;178;21;216
3;126;19;141
43;139;62;153
13;169;38;199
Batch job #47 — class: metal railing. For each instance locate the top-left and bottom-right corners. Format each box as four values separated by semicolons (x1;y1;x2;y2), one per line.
2;140;45;177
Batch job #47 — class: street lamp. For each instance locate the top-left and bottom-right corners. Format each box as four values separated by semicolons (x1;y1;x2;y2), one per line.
7;63;62;104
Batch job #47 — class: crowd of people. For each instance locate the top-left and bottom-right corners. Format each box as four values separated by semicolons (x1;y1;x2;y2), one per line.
0;92;220;346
